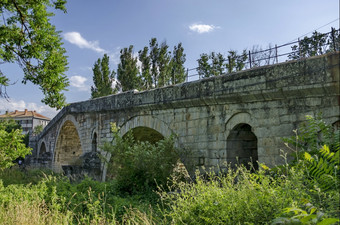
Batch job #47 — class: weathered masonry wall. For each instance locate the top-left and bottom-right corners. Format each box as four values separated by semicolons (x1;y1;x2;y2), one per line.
29;52;340;180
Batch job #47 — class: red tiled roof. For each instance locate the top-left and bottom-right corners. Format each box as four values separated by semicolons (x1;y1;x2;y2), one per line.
0;109;51;120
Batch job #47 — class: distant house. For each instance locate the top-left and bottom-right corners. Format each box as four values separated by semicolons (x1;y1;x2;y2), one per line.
0;109;51;134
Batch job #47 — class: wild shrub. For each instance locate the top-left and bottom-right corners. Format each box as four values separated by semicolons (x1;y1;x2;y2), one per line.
102;123;180;194
159;165;310;225
0;167;56;186
283;114;339;156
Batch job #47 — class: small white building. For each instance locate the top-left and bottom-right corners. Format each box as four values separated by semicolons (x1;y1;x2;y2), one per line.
0;109;51;134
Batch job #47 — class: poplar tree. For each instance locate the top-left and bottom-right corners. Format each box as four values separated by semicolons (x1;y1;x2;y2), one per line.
170;43;186;84
117;45;140;92
91;54;117;99
149;38;159;87
197;50;247;78
197;53;211;78
138;47;152;90
157;42;171;87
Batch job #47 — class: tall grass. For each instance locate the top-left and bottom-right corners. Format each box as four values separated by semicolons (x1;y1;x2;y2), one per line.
0;116;338;224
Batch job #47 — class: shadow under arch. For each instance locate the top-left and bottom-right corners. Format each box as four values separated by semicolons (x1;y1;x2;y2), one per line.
123;126;164;144
38;141;47;157
225;112;258;170
53;119;83;173
226;123;258;170
103;115;190;181
119;115;174;140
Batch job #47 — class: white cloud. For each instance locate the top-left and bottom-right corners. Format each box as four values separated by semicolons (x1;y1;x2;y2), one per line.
189;23;220;34
108;48;121;66
0;98;59;119
63;32;105;53
69;75;90;92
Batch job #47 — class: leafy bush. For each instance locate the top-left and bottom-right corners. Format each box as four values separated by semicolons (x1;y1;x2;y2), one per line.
0;168;56;186
160;166;306;225
102;123;180;194
272;202;339;225
0;119;32;169
283;114;339;156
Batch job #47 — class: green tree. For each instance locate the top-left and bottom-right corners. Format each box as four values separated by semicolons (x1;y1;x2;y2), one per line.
33;124;44;136
197;52;225;78
138;46;152;90
210;52;225;76
288;29;339;60
170;43;186;84
91;54;117;98
0;0;69;109
197;50;248;78
149;38;159;87
0;119;31;169
117;45;140;92
226;50;248;73
197;53;211;78
157;41;171;87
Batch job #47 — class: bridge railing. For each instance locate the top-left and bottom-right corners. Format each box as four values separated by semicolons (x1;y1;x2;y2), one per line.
186;28;339;81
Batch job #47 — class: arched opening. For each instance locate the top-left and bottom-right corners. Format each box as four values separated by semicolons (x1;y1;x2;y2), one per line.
92;132;97;152
37;142;51;165
39;142;47;158
227;123;258;170
105;126;189;181
54;120;82;173
124;126;164;143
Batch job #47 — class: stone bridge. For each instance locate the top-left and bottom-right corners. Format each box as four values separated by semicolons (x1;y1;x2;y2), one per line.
29;52;339;180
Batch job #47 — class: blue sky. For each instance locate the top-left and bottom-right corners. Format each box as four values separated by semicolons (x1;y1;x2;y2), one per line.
1;0;339;118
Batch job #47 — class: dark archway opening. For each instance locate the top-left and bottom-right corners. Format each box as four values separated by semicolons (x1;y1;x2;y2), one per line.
39;142;46;158
92;132;97;152
124;126;164;144
227;123;258;170
37;142;51;164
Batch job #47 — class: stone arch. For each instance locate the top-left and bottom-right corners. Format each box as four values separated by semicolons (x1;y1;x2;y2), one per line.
124;126;164;144
102;115;186;181
225;112;258;170
53;118;83;173
119;115;174;139
38;141;47;158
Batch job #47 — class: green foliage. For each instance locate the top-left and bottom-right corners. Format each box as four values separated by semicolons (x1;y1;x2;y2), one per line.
281;115;340;192
91;53;117;98
303;145;339;191
102;124;179;194
117;45;141;92
0;167;56;186
272;203;340;225
283;114;339;155
157;41;171;87
0;119;31;169
170;42;186;84
288;28;339;60
33;124;44;135
160;166;313;225
109;38;187;92
197;50;248;78
0;0;69;109
0;167;158;223
139;46;153;90
138;38;186;89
